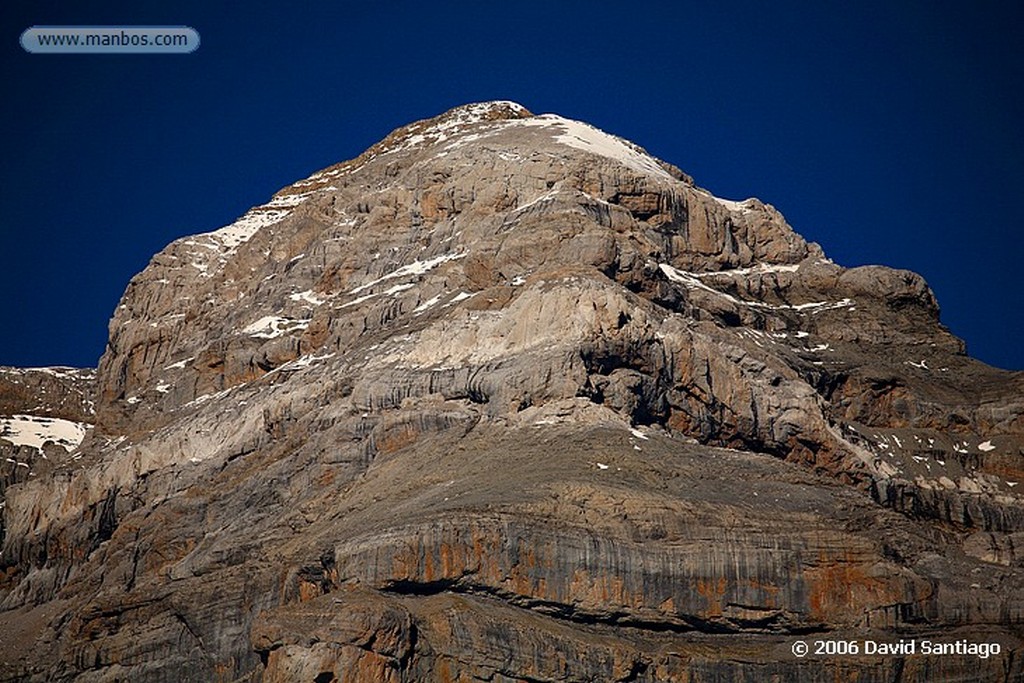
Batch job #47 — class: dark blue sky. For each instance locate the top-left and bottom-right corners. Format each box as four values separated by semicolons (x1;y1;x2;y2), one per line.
3;1;1022;370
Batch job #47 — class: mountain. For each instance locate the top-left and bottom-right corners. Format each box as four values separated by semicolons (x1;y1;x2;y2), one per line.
2;101;1023;681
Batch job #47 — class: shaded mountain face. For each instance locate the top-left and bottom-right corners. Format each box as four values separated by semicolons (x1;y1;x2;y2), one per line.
1;101;1023;681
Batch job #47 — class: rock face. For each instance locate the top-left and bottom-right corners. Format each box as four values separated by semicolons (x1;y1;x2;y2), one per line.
0;367;94;548
2;101;1023;681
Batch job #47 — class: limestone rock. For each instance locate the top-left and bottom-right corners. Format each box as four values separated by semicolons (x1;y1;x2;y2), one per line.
1;101;1023;682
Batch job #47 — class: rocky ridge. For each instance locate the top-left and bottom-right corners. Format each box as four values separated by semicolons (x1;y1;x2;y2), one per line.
1;101;1022;681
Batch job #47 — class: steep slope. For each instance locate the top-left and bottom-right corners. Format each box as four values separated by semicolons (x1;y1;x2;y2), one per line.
1;101;1022;682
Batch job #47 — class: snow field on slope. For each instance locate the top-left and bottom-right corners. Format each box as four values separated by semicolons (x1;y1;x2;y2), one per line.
0;415;91;452
518;115;675;181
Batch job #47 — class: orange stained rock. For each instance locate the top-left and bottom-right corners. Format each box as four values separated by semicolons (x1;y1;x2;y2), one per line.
567;567;641;610
377;424;419;454
536;576;551;602
505;561;536;597
390;539;418;581
470;525;504;584
300;315;331;349
423;541;436;582
438;541;461;577
315;466;335;487
297;580;321;603
695;577;727;618
805;550;905;622
568;567;594;606
666;407;695;433
342;650;401;683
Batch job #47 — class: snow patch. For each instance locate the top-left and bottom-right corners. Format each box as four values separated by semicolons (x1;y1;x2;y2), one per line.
289;290;327;306
283;352;336;371
629;427;649;440
514;189;560;213
207;208;291;251
978;440;996;452
383;282;416;296
693;263;800;278
265;191;314;209
185;386;237;408
0;415;91;453
350;253;466;294
242;316;310;339
16;366;95;381
383;102;530;155
791;299;854;312
517;115;674;181
339;293;379;309
180;189;317;272
659;263;854;313
413;293;445;314
711;196;756;213
447;292;474;305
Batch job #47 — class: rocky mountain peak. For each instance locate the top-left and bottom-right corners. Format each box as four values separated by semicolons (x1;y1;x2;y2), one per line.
2;104;1022;681
92;102;832;436
409;99;534;127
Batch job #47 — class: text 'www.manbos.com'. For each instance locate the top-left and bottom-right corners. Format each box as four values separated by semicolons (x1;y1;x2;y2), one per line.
21;26;200;54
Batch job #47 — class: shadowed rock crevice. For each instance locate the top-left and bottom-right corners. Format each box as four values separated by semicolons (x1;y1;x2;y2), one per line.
380;575;818;636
